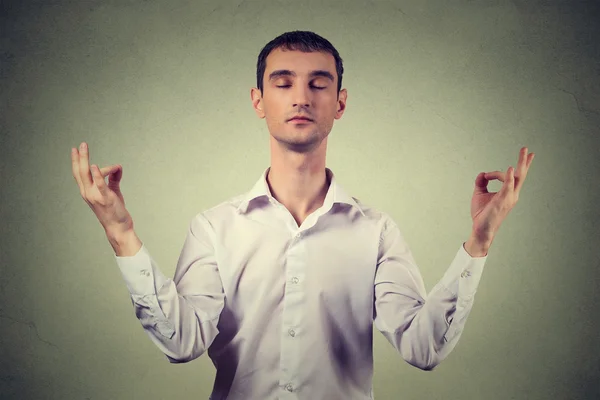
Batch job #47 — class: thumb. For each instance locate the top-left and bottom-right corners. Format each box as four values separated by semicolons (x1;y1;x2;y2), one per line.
99;164;123;186
473;172;488;194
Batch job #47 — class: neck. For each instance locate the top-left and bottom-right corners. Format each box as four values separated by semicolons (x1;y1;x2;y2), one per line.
266;156;330;224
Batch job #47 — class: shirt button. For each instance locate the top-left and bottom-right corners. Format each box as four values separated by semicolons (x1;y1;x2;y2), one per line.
288;328;296;337
285;383;293;392
461;270;471;278
291;277;299;284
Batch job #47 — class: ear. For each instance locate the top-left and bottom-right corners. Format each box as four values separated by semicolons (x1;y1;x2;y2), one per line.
334;88;347;120
251;87;265;119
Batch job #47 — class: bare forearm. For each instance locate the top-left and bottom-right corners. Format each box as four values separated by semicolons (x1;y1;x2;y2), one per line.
107;229;142;256
464;235;490;257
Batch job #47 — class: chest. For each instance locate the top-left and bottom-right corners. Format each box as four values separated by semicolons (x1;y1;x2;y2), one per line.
215;225;380;314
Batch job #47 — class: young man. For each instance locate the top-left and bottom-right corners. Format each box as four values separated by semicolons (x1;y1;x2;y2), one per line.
71;30;534;400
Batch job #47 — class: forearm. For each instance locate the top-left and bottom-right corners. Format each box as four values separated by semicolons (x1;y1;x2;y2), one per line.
398;285;475;370
107;228;142;256
375;241;487;370
464;234;491;258
114;243;224;363
399;240;488;368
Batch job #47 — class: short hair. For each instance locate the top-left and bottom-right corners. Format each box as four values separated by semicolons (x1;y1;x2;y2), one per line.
256;30;344;97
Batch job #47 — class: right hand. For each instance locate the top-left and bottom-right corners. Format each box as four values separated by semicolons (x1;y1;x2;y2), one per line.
71;142;134;236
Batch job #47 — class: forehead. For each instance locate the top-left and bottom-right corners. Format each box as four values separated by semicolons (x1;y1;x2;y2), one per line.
265;47;336;76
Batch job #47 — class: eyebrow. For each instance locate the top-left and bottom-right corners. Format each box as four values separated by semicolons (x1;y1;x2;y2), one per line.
268;69;335;82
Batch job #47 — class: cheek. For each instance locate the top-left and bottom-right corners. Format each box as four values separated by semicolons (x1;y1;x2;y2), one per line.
264;112;281;126
322;103;338;121
263;100;284;120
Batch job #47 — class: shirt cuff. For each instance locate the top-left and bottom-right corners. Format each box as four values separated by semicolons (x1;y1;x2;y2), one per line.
114;243;161;296
439;243;487;298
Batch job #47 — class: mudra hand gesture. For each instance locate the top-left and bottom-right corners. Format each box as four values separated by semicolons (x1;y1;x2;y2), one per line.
469;147;535;251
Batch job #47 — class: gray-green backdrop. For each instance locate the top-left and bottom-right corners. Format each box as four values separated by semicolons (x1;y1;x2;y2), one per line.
1;0;599;399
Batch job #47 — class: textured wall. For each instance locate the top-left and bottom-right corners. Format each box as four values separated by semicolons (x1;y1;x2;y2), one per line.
1;0;599;399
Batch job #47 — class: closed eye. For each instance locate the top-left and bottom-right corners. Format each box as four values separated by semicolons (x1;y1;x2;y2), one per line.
276;85;326;90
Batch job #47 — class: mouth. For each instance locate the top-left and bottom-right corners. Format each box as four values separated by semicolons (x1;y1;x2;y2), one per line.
288;117;313;123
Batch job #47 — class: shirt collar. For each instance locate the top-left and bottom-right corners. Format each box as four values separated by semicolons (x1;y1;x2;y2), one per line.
236;166;365;217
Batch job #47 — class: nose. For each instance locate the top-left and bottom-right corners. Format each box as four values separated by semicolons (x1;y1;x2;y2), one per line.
292;83;311;108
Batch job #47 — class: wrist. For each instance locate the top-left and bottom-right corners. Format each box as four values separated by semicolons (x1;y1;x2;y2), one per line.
464;236;490;257
106;229;142;257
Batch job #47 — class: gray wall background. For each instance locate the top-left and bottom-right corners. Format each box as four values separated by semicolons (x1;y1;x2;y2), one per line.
1;0;599;399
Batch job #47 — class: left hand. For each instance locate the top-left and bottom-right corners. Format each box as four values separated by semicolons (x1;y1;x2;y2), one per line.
470;147;535;246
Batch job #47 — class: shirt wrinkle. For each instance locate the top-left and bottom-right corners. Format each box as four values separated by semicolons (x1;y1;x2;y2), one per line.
115;166;488;399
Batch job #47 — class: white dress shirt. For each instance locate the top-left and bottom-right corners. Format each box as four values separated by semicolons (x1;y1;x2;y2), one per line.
115;166;487;400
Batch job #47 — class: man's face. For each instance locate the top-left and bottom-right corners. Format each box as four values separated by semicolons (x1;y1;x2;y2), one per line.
251;47;347;153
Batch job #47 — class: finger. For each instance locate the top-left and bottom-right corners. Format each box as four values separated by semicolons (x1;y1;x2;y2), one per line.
516;148;536;194
475;170;507;194
99;164;122;178
71;147;84;194
501;165;515;196
107;164;123;186
483;171;506;182
78;142;93;189
515;147;529;193
526;152;535;168
90;164;108;196
518;147;526;172
100;164;123;187
474;172;489;193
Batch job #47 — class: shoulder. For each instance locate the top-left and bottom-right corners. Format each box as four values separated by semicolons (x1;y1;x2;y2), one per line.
351;196;399;238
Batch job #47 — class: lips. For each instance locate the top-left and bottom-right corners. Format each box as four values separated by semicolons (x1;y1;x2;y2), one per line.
288;117;313;122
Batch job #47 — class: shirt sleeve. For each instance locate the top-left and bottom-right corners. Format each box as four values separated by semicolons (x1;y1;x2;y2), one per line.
373;217;487;370
114;213;226;363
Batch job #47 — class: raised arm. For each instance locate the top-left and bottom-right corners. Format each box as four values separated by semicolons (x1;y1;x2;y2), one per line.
70;141;140;255
114;214;225;362
71;142;225;362
373;219;487;371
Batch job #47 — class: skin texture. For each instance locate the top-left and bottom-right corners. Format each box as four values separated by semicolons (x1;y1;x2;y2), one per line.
466;147;535;255
71;46;535;257
250;47;347;227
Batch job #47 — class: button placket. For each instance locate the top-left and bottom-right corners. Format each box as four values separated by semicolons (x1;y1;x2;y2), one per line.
280;225;305;387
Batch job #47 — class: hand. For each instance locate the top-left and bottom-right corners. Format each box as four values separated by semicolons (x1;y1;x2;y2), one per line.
71;142;133;236
469;147;535;246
